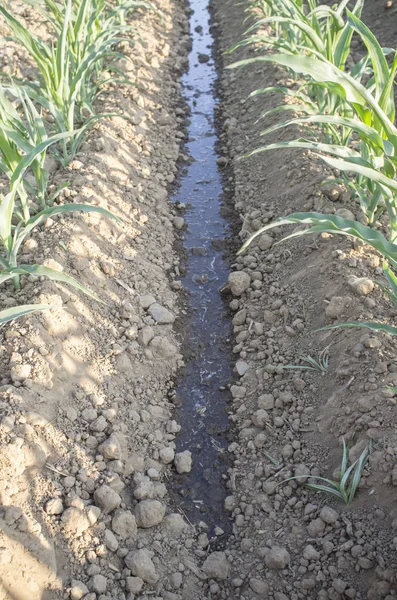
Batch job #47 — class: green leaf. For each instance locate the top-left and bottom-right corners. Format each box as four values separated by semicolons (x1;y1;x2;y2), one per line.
227;52;397;139
238;212;397;272
0;304;55;325
0;264;103;303
346;10;389;101
260;114;386;151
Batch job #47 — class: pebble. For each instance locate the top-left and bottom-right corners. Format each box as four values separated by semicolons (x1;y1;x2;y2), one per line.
265;546;290;570
249;578;269;595
104;529;118;552
149;336;178;358
173;216;185;229
89;574;107;594
174;450;192;474
162;513;188;535
139;294;155;309
125;577;144;593
159;446;175;464
307;518;326;537
258;233;274;251
98;434;122;460
198;53;210;63
319;506;338;524
235;360;249;376
138;326;155;346
135;499;165;528
228;271;251;296
112;509;137;539
202;551;230;580
325;296;349;318
45;498;64;515
125;549;159;583
148;303;176;324
348;276;374;296
61;507;90;536
70;581;89;600
94;485;121;513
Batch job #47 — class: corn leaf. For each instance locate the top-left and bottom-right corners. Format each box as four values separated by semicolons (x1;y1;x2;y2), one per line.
0;303;55;325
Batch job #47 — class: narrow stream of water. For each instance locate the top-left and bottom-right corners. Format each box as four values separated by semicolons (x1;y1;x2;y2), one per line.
171;0;233;533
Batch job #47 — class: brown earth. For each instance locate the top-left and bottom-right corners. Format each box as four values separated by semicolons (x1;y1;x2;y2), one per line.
210;0;397;598
0;0;397;599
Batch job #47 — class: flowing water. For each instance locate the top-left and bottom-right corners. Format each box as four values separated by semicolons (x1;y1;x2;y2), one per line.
170;0;233;535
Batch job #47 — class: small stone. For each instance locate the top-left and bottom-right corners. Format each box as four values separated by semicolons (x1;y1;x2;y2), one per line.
94;485;121;513
139;294;155;309
66;407;79;422
198;53;210;63
173;216;185;229
202;551;230;580
323;183;341;201
125;577;144;594
104;529;118;552
138;326;154;346
125;549;159;583
112;509;137;539
61;507;90;536
236;361;249;376
258;234;274;251
135;500;165;528
332;579;347;593
228;271;251;296
162;513;188;536
325;296;349;318
159;446;175;464
148;303;175;324
348;277;374;296
89;574;107;594
89;415;107;432
170;572;183;590
174;450;192;474
149;336;178;358
265;546;290;570
98;434;122;460
258;394;274;410
249;578;269;595
307;518;326;537
358;557;373;569
45;498;64;515
215;156;228;169
303;545;321;561
70;580;89;600
232;309;246;325
358;397;372;413
319;506;338;524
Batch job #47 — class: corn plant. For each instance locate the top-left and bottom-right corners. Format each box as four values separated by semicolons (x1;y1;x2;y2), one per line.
229;9;397;238
0;85;69;214
273;345;330;373
227;0;370;144
0;303;55;325
0;0;131;163
282;439;372;504
0;129;122;297
239;211;397;335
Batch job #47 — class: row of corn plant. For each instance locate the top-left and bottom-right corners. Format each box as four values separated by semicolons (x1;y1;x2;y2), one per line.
228;0;397;336
0;0;154;324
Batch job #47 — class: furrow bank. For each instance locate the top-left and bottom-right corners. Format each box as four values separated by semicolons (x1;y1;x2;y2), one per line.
210;0;397;598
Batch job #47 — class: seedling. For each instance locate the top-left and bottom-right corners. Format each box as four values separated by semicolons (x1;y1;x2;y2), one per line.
282;439;372;504
274;345;330;373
